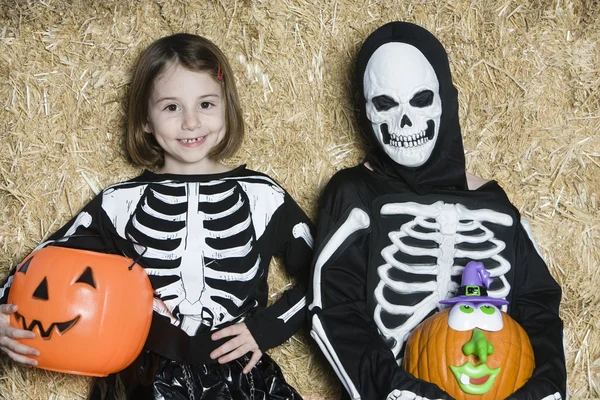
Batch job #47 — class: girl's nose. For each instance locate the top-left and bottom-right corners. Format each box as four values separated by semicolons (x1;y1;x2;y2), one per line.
182;110;201;131
462;328;494;362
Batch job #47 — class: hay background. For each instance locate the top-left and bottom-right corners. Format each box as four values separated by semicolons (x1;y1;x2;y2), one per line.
0;0;598;398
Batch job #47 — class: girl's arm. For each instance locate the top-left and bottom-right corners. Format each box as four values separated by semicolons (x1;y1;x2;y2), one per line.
243;192;315;352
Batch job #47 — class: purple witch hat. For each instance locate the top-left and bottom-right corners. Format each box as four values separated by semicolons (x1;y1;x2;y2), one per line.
440;261;508;306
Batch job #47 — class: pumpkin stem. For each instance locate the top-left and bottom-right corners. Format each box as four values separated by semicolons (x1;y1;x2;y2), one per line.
462;328;494;362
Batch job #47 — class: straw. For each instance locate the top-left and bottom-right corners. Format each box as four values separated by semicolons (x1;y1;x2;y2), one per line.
1;0;598;398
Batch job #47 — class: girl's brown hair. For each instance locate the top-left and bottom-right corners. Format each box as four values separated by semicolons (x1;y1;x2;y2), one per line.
126;33;244;168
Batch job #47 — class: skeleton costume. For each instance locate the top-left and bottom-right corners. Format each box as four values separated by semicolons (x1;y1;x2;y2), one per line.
309;22;566;400
1;166;314;399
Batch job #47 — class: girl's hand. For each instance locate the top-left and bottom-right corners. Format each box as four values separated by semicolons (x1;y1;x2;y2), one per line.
152;295;177;324
0;304;40;366
210;322;262;373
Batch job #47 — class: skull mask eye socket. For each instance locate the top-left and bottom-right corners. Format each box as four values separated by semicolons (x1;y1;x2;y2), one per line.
373;95;399;112
409;90;434;108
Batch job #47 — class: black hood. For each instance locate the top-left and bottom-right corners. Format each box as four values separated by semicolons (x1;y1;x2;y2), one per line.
357;21;467;194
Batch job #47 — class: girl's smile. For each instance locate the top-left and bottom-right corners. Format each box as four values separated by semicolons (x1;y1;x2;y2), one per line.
178;136;207;145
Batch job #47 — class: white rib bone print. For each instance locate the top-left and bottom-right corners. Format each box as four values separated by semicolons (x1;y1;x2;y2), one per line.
373;201;513;360
101;177;285;336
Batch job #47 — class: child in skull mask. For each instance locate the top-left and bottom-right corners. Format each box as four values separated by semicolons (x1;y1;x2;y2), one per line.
0;33;313;399
309;21;566;400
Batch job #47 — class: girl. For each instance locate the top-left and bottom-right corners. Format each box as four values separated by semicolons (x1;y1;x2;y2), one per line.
0;33;314;399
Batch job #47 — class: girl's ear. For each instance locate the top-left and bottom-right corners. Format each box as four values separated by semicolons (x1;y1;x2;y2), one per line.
143;120;152;134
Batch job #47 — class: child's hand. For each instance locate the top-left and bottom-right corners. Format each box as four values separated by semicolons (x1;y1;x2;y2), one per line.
152;295;177;324
0;304;40;366
210;322;262;374
387;389;443;400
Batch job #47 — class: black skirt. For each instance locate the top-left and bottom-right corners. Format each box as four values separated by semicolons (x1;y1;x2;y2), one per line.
89;350;302;400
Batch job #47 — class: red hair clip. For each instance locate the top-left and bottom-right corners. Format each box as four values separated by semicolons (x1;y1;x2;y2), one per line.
217;62;223;81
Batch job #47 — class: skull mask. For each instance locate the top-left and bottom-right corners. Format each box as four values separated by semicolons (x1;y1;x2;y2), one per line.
364;42;442;167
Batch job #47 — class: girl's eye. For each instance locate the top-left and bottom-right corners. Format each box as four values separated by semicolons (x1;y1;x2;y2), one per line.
200;102;213;109
165;104;179;112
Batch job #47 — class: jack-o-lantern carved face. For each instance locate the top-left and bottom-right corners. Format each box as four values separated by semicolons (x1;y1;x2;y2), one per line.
13;257;93;338
8;246;153;377
403;306;535;400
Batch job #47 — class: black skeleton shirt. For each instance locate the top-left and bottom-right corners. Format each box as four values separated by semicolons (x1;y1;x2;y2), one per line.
308;22;566;400
1;166;314;354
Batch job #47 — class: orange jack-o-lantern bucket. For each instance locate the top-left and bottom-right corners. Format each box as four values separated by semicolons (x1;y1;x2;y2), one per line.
7;246;153;377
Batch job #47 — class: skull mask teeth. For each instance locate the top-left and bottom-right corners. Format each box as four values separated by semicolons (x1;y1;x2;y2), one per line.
364;42;442;167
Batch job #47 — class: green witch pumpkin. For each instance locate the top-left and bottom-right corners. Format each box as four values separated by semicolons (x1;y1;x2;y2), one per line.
403;261;535;399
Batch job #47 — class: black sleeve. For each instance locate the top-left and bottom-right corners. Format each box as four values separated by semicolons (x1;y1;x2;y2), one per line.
308;175;451;400
244;192;315;352
0;192;119;304
505;221;567;400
